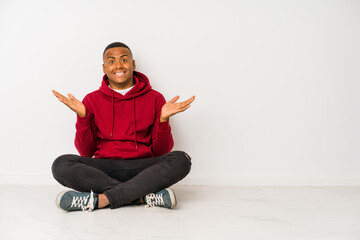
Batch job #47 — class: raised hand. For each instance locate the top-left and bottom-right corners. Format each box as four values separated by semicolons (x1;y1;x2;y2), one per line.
160;95;195;122
52;90;87;117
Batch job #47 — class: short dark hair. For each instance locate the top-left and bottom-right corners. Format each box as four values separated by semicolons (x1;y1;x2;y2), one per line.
103;42;132;55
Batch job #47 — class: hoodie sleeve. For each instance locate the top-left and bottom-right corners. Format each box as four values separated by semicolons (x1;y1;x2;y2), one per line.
151;94;174;156
74;97;98;157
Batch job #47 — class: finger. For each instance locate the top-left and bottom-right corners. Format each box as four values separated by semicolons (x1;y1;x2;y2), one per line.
169;95;180;103
178;96;195;108
52;90;72;106
175;104;192;113
67;93;78;101
53;93;67;103
52;90;66;99
186;95;196;104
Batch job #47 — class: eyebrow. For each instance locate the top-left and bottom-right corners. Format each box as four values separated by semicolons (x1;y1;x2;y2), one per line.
106;54;128;60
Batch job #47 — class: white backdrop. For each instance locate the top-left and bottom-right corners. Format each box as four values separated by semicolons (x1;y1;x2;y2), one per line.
0;0;359;185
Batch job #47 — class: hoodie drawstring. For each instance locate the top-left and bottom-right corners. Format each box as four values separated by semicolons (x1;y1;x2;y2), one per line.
133;97;138;149
109;90;138;150
111;92;115;137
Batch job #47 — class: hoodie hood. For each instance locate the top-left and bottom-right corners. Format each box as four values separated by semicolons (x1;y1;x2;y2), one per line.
98;71;152;146
99;70;152;99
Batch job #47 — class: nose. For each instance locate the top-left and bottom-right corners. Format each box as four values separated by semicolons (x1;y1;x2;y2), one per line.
114;60;123;69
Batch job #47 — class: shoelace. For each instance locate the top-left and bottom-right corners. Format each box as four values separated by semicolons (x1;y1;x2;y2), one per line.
70;191;95;212
145;193;165;208
82;191;95;212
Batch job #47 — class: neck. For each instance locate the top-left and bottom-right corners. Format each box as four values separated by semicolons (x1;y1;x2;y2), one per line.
109;79;134;90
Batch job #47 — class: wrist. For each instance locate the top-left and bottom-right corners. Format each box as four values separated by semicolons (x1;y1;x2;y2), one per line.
77;112;87;118
159;116;169;122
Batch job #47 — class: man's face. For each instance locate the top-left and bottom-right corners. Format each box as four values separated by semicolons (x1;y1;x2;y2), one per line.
103;47;136;90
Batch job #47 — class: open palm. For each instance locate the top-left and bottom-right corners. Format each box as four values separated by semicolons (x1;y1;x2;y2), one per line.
52;90;87;117
160;95;195;122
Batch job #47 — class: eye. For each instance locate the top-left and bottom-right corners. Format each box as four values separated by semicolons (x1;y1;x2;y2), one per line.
109;60;115;64
122;59;127;63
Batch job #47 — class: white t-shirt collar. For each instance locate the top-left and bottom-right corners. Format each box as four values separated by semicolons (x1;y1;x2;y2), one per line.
109;85;134;96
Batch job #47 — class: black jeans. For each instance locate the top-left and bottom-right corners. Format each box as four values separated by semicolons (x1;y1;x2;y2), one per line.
52;151;192;209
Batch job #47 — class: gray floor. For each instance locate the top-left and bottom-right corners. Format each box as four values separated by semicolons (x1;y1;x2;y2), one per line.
0;185;359;240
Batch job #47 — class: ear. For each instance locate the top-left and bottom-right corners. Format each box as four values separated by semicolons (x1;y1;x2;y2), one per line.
132;60;136;71
102;64;106;74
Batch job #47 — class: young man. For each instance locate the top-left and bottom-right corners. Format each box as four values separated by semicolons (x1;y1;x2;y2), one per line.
52;42;195;212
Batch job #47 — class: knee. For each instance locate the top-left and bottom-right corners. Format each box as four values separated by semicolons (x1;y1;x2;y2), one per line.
171;151;191;161
51;154;77;180
170;151;192;173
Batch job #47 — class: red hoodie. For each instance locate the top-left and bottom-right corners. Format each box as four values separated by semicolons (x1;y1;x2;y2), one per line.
74;71;174;159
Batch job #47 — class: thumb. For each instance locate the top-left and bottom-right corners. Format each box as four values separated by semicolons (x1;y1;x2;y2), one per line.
67;93;77;101
169;95;180;103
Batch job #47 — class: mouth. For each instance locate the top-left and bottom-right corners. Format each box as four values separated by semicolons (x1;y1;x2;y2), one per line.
114;71;126;77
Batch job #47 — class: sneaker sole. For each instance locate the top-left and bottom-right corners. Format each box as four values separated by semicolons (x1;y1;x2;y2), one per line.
165;188;177;209
55;190;71;210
